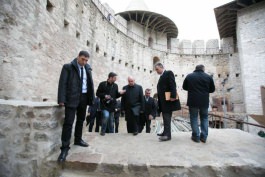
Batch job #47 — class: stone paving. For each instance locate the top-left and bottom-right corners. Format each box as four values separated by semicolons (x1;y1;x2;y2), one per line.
47;118;265;177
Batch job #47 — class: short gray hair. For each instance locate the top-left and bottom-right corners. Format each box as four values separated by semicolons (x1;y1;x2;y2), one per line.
154;62;164;68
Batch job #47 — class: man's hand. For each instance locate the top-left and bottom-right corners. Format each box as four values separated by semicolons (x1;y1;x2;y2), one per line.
119;90;126;95
105;95;111;99
170;98;176;101
148;115;153;120
59;103;64;106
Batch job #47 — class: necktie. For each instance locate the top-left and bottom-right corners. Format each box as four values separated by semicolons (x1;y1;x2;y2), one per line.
81;67;83;87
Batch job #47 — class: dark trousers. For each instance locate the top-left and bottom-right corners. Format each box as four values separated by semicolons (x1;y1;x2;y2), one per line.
114;114;119;133
125;110;139;133
139;114;151;133
89;111;101;132
61;94;87;149
95;111;101;132
162;112;172;138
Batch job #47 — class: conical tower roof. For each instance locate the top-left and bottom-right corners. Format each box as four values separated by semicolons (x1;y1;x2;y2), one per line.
116;0;178;38
125;0;149;11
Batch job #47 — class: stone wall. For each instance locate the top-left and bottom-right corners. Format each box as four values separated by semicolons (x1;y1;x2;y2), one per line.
0;0;243;111
0;99;64;177
237;1;265;115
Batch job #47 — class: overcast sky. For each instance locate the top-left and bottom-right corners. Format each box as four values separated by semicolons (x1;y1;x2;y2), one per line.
100;0;232;42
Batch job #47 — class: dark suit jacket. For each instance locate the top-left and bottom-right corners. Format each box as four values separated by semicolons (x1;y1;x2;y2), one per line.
157;70;181;113
121;84;144;116
144;97;156;118
182;69;215;108
57;58;94;107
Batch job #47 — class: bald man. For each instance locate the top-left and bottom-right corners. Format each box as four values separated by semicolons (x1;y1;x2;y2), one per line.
121;76;145;135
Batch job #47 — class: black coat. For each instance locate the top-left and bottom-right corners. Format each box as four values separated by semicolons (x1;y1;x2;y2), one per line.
96;81;121;112
121;84;144;116
57;58;94;107
157;70;181;113
144;97;156;118
182;69;215;108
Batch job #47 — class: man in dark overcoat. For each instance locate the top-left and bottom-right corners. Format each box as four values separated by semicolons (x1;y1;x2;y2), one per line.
57;51;94;162
121;76;145;135
155;63;181;141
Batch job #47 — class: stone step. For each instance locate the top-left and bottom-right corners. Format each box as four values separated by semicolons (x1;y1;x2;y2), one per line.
46;129;265;177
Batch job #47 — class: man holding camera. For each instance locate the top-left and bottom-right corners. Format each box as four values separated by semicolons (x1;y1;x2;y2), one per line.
96;72;125;136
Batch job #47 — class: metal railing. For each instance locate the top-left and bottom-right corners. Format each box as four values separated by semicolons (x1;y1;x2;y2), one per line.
91;0;234;55
179;106;265;129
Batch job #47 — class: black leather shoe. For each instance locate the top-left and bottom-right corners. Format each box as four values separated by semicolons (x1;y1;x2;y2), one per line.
57;149;69;162
74;139;89;147
200;138;206;143
191;137;200;143
159;136;171;141
157;133;164;136
100;132;105;136
133;132;138;136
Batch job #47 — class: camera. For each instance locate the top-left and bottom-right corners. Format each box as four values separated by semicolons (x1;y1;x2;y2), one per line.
104;98;113;105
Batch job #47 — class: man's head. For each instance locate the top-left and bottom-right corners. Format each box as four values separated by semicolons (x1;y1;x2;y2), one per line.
154;63;164;74
195;64;205;71
145;88;151;97
77;51;90;66
108;72;117;83
128;76;135;86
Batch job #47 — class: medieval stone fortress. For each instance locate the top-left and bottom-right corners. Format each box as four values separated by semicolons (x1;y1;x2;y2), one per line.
0;0;264;176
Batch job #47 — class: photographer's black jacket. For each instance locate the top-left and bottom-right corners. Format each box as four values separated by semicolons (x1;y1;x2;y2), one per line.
96;81;121;112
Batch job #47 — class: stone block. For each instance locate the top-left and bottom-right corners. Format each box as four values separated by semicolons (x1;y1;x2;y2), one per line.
34;132;48;142
179;40;192;54
192;40;205;55
18;122;30;129
25;142;38;152
39;113;51;119
221;37;234;54
206;39;219;54
26;111;35;118
16;152;36;159
33;121;49;130
49;121;58;129
0;105;16;120
0;130;6;138
13;160;38;177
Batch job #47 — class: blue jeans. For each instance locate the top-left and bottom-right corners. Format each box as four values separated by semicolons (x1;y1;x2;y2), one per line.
101;110;114;133
189;107;208;141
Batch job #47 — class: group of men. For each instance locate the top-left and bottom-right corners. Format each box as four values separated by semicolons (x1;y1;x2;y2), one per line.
57;51;215;162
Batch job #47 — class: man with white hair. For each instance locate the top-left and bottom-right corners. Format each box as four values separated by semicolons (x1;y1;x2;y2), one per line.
121;76;145;135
